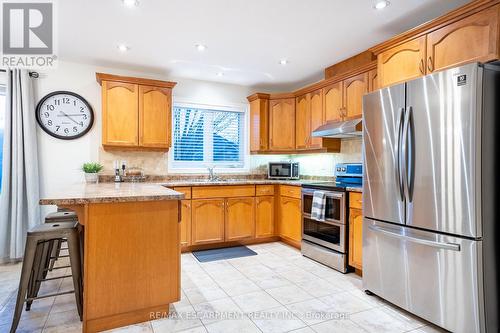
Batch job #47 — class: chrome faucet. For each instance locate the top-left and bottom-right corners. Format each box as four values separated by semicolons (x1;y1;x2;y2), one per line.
207;166;216;181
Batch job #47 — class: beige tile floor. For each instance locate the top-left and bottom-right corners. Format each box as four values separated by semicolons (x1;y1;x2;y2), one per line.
0;242;447;333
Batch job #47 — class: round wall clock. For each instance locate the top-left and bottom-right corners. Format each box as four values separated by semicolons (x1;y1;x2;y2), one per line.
36;91;94;140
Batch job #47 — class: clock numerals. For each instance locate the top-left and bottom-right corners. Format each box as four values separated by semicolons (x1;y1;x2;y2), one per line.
37;92;93;140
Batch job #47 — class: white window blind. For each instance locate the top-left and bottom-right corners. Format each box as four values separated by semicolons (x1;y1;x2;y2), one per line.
172;105;245;169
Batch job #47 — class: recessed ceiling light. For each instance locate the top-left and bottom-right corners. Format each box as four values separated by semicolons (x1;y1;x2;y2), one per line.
374;0;390;10
122;0;139;8
117;44;130;52
195;44;207;52
216;72;224;77
279;59;289;66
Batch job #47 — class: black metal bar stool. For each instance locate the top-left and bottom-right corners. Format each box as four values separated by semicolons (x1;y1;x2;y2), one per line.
10;221;83;333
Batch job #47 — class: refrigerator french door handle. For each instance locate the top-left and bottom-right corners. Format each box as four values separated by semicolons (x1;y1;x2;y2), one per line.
395;107;405;201
367;224;461;251
407;106;415;202
402;106;411;202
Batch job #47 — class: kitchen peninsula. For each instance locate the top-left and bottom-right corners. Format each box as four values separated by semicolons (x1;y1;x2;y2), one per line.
39;183;184;333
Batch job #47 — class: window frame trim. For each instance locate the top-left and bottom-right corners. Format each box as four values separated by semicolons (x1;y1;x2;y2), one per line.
167;98;250;174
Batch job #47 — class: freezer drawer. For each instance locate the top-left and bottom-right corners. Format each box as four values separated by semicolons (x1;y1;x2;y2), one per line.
363;218;484;333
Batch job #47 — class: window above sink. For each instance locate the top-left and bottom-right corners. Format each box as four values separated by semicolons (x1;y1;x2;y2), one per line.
168;100;249;173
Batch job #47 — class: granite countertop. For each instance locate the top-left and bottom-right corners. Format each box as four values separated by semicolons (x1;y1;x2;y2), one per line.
346;187;363;193
39;182;184;205
157;179;312;187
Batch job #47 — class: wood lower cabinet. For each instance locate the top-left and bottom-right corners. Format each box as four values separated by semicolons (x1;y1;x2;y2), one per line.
139;85;172;149
225;197;255;241
101;81;139;147
279;197;301;245
191;199;225;245
255;196;275;238
426;5;499;73
180;200;191;248
348;207;363;270
378;36;427;88
269;98;296;151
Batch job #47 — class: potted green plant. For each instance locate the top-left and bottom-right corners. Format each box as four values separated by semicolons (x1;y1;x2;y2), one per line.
82;162;104;184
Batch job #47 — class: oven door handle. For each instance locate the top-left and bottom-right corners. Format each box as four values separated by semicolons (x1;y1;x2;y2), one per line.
304;215;346;227
302;190;344;199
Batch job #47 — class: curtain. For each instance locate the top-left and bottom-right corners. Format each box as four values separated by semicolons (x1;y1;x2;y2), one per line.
0;69;40;262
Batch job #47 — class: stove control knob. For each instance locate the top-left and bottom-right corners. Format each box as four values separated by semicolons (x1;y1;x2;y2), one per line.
336;167;341;172
342;167;346;172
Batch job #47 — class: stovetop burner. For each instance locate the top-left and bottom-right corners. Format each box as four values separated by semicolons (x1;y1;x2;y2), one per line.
301;181;361;191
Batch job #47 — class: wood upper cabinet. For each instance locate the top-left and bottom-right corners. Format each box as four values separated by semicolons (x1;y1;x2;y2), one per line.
248;94;270;153
378;36;427;88
426;5;499;73
348;207;363;270
255;196;275;238
102;81;139;147
225;197;255;241
269;98;296;151
191;199;225;245
279;197;301;245
180;200;191;248
295;94;311;150
309;89;324;149
343;72;368;120
97;73;176;150
139;85;172;149
323;81;343;123
368;69;379;92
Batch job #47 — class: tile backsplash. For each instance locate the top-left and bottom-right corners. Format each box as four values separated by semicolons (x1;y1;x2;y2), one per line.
99;138;362;177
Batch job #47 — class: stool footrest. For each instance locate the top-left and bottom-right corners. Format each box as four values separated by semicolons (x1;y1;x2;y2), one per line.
44;265;70;272
25;290;75;302
36;274;72;282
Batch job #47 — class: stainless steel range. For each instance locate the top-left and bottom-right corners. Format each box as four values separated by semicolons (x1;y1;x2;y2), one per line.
301;163;362;273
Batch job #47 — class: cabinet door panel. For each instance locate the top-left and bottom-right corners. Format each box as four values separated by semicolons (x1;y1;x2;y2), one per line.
378;36;426;87
269;98;296;150
427;6;499;73
249;98;269;152
295;94;310;150
309;89;323;148
343;73;368;120
139;85;172;148
279;197;301;243
323;82;343;123
191;199;225;245
348;208;363;270
368;69;379;92
102;81;138;146
256;196;275;238
180;200;191;248
225;197;255;241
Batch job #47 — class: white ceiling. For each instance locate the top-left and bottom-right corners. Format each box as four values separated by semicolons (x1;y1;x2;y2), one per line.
58;0;470;91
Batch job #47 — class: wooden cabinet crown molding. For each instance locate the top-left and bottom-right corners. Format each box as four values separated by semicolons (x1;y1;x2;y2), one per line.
369;0;500;55
96;72;177;89
247;93;271;102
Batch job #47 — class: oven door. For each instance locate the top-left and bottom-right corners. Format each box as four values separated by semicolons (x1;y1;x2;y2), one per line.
301;189;345;223
302;217;346;253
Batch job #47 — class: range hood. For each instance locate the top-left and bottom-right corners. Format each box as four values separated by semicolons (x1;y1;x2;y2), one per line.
312;118;362;138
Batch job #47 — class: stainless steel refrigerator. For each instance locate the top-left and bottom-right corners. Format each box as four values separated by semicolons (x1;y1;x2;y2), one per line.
362;62;498;333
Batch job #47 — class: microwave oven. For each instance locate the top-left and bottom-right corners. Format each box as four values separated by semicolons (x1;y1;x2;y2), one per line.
268;162;299;180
